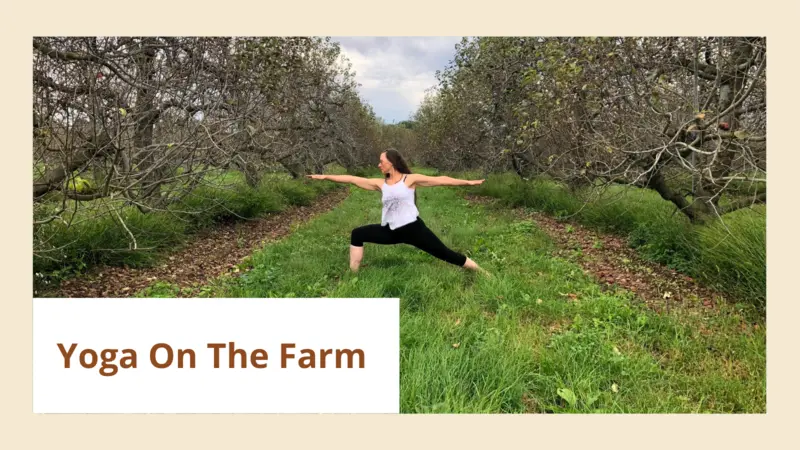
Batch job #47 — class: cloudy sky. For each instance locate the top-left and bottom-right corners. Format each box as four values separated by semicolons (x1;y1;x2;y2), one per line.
331;37;464;124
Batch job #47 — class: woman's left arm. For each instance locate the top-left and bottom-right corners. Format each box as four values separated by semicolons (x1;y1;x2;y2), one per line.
407;174;484;187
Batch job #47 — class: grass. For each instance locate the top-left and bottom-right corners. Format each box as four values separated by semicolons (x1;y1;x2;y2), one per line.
468;172;766;309
195;180;765;413
33;169;344;295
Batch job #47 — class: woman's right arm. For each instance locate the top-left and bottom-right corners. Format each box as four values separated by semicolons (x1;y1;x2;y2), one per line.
306;174;381;191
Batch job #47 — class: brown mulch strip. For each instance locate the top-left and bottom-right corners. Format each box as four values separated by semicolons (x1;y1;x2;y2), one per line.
464;193;728;314
53;188;350;298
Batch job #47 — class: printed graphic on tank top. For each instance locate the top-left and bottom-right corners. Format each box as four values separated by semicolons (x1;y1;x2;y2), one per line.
381;175;419;230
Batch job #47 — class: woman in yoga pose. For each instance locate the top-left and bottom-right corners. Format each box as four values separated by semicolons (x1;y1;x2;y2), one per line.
306;149;488;275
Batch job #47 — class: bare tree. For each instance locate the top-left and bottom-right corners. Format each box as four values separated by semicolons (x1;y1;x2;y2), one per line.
414;37;766;223
33;36;381;260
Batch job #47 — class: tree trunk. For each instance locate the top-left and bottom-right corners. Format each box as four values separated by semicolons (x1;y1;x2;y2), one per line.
132;38;161;204
233;158;262;188
645;168;713;224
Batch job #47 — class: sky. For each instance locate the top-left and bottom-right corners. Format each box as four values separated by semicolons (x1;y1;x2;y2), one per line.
331;37;464;124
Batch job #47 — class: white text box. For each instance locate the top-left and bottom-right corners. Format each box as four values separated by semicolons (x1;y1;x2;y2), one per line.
33;298;399;413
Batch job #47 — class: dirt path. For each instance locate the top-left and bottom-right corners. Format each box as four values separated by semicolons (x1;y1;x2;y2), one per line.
465;193;728;315
53;188;350;298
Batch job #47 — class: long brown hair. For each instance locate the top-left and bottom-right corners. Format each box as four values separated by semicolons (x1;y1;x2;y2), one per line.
384;148;416;205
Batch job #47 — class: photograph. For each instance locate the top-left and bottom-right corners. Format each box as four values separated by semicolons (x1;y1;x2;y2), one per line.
32;36;766;413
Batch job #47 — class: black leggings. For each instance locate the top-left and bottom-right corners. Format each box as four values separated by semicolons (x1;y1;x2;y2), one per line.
350;217;468;267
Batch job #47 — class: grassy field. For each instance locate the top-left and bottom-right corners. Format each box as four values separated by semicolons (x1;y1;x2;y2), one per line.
150;178;766;413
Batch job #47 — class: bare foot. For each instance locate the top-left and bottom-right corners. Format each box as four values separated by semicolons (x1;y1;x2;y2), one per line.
463;257;491;276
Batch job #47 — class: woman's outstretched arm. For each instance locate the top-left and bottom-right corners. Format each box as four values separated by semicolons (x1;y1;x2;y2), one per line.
406;174;484;188
306;174;382;191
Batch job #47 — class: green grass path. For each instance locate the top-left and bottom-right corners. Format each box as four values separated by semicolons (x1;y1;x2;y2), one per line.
195;183;765;413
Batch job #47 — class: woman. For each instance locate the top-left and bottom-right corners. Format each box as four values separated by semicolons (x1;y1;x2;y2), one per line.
306;149;489;275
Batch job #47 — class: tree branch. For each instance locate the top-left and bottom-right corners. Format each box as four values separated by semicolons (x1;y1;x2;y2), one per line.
33;40;152;91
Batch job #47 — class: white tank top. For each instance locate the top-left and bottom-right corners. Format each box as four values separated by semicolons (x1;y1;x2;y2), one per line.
381;174;419;230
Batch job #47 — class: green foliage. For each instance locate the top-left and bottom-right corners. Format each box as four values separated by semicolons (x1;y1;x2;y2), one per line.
65;174;95;193
693;206;766;308
272;180;318;206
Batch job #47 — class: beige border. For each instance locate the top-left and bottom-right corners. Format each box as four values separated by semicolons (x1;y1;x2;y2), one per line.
4;1;797;448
